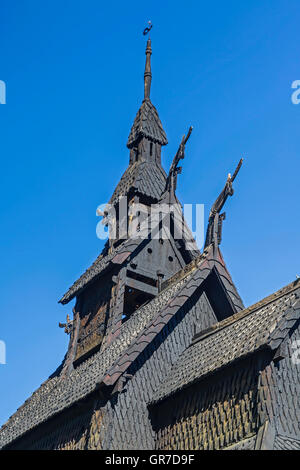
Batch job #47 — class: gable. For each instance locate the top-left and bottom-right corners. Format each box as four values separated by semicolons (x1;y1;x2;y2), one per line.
128;237;186;282
101;246;240;387
201;267;238;322
151;281;300;406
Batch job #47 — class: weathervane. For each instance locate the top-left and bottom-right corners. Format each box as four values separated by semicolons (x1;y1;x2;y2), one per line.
143;21;152;36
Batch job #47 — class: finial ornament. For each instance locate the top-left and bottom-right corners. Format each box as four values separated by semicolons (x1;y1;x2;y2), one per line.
59;314;74;335
143;24;152;100
159;126;193;206
204;158;243;249
166;126;193;194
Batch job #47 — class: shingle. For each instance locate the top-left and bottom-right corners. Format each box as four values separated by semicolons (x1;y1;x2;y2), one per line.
127;99;167;148
0;249;203;449
0;244;247;449
274;434;300;450
151;281;300;404
59;238;141;304
108;160;167;206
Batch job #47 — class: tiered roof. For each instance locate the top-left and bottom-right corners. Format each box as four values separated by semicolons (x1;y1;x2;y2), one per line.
0;244;243;448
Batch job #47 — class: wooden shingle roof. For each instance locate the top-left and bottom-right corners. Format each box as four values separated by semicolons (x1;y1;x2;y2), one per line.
127;99;167;148
150;279;300;405
59;238;142;304
0;248;203;448
108;159;167;206
0;245;242;449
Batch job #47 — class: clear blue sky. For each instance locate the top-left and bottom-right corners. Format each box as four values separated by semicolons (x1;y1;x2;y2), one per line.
1;0;300;426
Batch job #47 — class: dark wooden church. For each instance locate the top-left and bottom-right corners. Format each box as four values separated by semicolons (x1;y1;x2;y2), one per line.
1;37;300;451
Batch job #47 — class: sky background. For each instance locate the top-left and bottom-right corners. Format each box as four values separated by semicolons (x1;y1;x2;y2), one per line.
1;0;300;426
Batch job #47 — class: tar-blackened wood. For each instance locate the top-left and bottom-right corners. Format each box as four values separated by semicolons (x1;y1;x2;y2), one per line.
1;39;299;452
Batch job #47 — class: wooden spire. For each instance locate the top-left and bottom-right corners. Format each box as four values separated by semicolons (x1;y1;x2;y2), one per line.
144;38;152;100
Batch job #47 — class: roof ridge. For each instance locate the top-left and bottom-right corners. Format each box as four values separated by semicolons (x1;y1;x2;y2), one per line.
161;245;212;291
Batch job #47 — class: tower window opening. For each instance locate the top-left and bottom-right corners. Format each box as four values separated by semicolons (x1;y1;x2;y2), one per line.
150;142;153;156
122;286;154;323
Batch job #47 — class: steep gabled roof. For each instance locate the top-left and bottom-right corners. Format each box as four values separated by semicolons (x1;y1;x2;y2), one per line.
0;249;204;448
126;38;167;149
60;193;203;305
59;238;142;304
150;279;300;405
108;159;167;206
127;99;168;148
101;247;244;387
0;244;242;449
111;37;168;202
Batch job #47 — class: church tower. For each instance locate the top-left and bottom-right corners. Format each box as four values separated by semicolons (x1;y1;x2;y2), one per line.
58;37;198;371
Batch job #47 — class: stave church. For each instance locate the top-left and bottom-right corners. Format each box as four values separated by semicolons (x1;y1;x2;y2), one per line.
1;35;300;451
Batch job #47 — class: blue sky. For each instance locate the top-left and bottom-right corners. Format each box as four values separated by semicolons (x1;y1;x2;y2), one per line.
1;0;300;426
